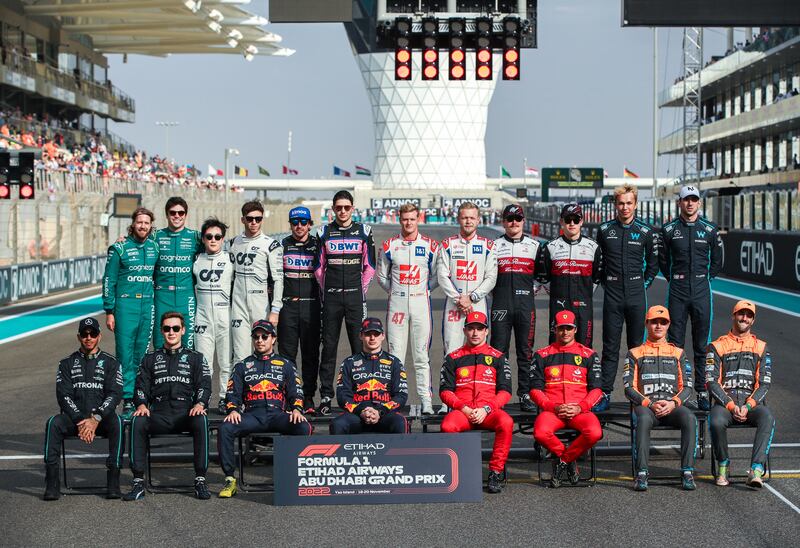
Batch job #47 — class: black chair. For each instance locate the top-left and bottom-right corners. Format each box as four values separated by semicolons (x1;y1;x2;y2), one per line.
535;429;597;486
60;433;118;495
237;432;281;492
145;432;200;493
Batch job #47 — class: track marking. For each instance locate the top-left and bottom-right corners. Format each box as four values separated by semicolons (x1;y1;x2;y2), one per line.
0;309;104;345
765;483;800;515
0;293;100;323
712;290;800;318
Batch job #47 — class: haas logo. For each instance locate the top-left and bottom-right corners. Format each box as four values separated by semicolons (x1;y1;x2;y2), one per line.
455;260;477;281
198;269;224;282
399;264;421;284
235;253;256;266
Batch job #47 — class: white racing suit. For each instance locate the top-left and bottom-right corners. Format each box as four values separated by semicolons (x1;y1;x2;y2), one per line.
377;233;439;407
193;250;234;399
228;233;284;366
437;233;498;354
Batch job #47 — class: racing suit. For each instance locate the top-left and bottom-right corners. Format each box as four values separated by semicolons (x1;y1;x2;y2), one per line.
537;235;602;347
102;235;159;399
660;215;723;387
331;350;409;434
44;350;123;469
377;233;439;407
706;331;774;471
439;342;513;472
129;347;211;478
623;340;696;472
278;235;321;399
437;233;498;354
530;341;603;463
597;218;659;394
218;352;311;477
315;222;376;399
193;250;234;399
152;227;201;349
490;234;541;398
229;232;284;366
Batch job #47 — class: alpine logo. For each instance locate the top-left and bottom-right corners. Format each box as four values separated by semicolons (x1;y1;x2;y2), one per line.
456;260;478;281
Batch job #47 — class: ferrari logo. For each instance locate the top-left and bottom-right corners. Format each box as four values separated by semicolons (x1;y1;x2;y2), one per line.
574;356;583;366
484;356;493;366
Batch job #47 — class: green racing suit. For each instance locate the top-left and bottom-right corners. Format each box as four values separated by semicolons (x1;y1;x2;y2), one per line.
152;227;202;349
102;235;159;399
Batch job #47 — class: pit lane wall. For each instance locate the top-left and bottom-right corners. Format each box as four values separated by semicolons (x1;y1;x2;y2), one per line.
0;253;106;305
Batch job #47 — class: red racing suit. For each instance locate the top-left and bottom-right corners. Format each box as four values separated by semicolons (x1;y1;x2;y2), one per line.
439;342;513;472
530;341;603;463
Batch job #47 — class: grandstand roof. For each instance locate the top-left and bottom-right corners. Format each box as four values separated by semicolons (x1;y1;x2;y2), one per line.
23;0;294;59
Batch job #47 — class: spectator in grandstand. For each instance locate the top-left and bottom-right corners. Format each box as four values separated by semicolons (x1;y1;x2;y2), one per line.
331;318;409;435
707;300;775;489
439;311;513;494
43;318;123;501
193;218;234;413
152;197;202;350
531;310;603;488
102;207;159;418
624;306;697;492
217;320;311;498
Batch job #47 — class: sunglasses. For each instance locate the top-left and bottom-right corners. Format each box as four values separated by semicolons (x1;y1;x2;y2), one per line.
79;331;99;339
161;325;182;333
204;233;224;241
290;219;310;226
245;216;263;223
168;210;186;217
251;333;272;341
505;215;523;223
563;216;581;225
334;205;352;212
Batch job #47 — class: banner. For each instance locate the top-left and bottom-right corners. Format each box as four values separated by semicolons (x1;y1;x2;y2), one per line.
0;254;106;305
442;197;492;209
721;231;800;291
274;433;482;506
370;198;421;209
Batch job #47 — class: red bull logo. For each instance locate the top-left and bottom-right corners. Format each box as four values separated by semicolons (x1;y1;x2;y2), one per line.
250;379;279;392
355;378;388;392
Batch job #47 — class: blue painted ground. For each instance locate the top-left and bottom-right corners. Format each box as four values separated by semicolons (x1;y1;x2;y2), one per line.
0;295;103;342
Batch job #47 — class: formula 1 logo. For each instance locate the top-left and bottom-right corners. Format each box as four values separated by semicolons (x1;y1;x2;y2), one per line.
399;264;421;284
299;444;341;457
455;260;477;281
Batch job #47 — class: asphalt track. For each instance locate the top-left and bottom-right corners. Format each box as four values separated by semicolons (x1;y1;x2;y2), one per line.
1;224;798;547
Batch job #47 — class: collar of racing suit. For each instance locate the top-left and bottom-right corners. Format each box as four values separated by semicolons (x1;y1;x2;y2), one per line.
458;232;478;243
502;234;525;243
460;342;492;355
163;346;183;355
560;234;582;245
253;352;275;361
725;330;756;344
643;338;670;348
80;350;99;359
361;350;384;360
550;340;584;353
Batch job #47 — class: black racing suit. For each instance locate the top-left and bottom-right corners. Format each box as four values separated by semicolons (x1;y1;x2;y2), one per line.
45;350;123;469
278;234;322;399
314;222;376;399
490;234;541;397
597;218;659;393
537;235;603;347
660;216;723;387
218;352;312;477
130;347;211;478
331;350;408;434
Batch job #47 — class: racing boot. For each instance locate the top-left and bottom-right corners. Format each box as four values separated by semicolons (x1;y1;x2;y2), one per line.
681;471;696;491
519;394;537;413
487;470;506;494
421;402;435;415
633;471;649;492
121;400;134;420
106;467;122;499
43;464;60;501
123;478;145;501
303;398;316;415
219;477;238;498
550;460;568;489
592;392;610;413
746;466;764;489
696;391;710;411
715;462;730;487
566;460;580;485
317;397;332;416
194;477;211;500
437;404;449;415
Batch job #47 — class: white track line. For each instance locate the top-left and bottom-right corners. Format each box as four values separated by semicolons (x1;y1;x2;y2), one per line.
0;309;103;345
765;483;800;515
0;292;100;323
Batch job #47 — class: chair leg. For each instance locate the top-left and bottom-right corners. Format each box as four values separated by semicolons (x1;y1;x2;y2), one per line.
61;440;69;489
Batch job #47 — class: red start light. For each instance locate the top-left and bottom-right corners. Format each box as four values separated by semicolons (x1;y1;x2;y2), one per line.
424;66;438;79
423;50;438;63
20;185;33;198
477;49;491;63
504;49;519;63
0;186;9;199
396;50;411;63
451;65;465;79
504;65;519;79
451;50;465;63
396;65;411;79
477;65;491;79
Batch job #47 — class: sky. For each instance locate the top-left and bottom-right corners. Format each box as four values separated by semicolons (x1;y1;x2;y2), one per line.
107;0;732;180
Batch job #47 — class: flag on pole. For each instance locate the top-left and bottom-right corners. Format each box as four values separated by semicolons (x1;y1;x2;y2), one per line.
525;166;539;177
207;164;223;176
333;166;352;177
355;165;372;176
623;167;639;178
603;170;610;178
282;165;299;175
258;165;270;176
501;166;511;178
234;165;248;176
